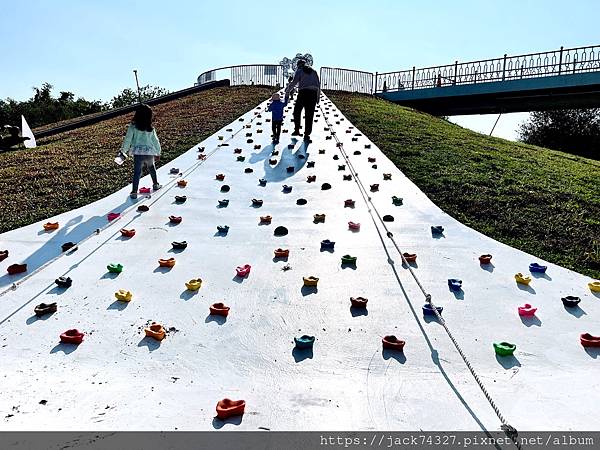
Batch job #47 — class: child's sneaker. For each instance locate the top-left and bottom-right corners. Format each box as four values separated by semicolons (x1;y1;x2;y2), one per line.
291;130;301;136
130;192;138;199
153;183;162;191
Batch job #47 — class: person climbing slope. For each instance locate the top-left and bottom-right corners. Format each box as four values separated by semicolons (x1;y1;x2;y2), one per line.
267;92;287;145
118;104;162;199
285;59;320;142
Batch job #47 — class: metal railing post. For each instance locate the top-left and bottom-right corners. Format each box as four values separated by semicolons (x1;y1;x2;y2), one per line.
454;61;458;85
502;54;507;81
558;46;564;75
374;72;377;94
411;66;416;89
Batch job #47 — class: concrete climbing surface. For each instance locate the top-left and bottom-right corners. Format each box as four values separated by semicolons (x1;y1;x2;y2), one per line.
0;91;599;431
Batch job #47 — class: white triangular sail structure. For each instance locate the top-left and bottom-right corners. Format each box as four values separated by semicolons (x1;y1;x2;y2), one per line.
21;115;36;148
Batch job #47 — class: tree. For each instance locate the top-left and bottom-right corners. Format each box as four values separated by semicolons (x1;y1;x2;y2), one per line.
519;109;600;160
110;84;169;109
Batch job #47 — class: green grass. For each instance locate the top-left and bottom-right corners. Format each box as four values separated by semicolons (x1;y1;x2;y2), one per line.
0;86;272;234
328;91;600;280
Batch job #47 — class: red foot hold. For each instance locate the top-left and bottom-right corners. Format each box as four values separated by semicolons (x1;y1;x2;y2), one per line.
580;333;600;348
139;187;151;194
120;228;136;238
274;248;289;258
518;303;537;317
403;253;417;263
350;296;368;308
479;254;492;264
236;264;251;277
348;221;361;230
60;329;84;344
344;199;355;207
370;184;379;192
368;157;376;163
216;398;245;420
107;212;120;221
382;335;405;351
0;250;8;262
216;174;225;181
169;215;183;224
7;263;27;275
210;302;230;317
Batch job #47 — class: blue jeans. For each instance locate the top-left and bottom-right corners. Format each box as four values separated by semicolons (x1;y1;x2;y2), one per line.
132;155;158;192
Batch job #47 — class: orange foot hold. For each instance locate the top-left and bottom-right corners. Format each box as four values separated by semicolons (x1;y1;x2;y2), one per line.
216;398;246;420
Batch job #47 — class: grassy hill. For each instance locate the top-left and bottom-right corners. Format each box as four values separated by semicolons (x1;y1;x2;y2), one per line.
328;92;600;279
0;86;272;234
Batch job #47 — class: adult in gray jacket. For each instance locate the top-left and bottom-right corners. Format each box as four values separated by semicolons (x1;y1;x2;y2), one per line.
285;60;320;141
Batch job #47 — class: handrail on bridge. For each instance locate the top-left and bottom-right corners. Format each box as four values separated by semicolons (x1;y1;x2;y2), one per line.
196;64;285;88
317;44;600;95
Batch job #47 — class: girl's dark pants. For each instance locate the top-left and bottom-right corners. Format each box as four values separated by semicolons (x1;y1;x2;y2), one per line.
272;120;282;141
132;155;158;192
293;89;318;137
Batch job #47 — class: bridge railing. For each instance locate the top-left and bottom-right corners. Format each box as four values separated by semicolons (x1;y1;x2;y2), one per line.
320;67;374;94
196;64;285;88
375;44;600;93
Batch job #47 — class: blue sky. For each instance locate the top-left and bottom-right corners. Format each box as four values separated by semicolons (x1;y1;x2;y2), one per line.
1;0;599;139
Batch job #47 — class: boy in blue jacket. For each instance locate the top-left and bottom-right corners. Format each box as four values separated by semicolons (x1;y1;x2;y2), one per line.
267;93;287;145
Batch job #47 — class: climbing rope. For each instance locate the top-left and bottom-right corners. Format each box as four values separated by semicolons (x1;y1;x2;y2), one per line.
318;98;521;449
0;103;268;301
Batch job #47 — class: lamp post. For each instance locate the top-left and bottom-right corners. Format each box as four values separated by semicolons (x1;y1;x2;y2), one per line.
133;69;141;103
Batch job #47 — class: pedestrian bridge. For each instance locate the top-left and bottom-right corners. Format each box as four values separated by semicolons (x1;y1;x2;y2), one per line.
319;44;600;115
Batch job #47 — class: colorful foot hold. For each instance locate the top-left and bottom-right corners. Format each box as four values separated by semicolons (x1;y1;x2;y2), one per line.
0;250;8;262
217;225;230;234
107;212;120;221
321;183;331;190
282;185;293;193
307;161;315;168
479;254;493;264
6;264;27;275
61;242;76;252
60;329;84;345
333;155;339;160
234;148;242;154
348;221;361;230
303;276;319;287
383;173;392;180
343;175;352;181
244;168;253;173
341;255;357;265
221;185;230;192
353;150;361;155
175;195;187;203
34;302;57;317
350;296;368;308
319;149;326;154
137;205;149;212
588;281;600;292
218;199;229;207
580;333;600;348
185;278;202;291
170;167;180;174
370;184;379;192
313;214;326;223
320;240;335;250
296;198;307;205
120;228;136;238
529;263;547;273
431;226;444;235
159;258;176;268
368;157;376;163
145;323;166;341
344;199;355;208
422;304;443;316
447;279;462;291
172;241;188;250
286;166;294;173
216;399;246;420
115;289;132;302
107;263;123;273
260;215;272;224
561;295;581;307
493;342;516;356
139;187;151;194
43;222;59;231
216;174;225;181
237;155;246;162
307;175;316;182
254;144;261;150
392;196;403;206
382;215;394;222
294;335;315;349
403;253;417;263
55;276;72;288
274;226;288;236
252;199;263;207
259;178;267;186
269;159;277;165
382;335;405;351
169;215;182;224
177;180;188;187
338;165;346;171
274;248;290;258
515;273;531;285
210;302;230;317
518;303;537;316
236;264;251;277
